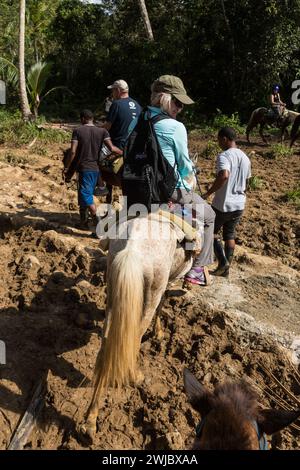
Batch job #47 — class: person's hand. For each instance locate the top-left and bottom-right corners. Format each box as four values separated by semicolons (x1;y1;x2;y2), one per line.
62;168;69;181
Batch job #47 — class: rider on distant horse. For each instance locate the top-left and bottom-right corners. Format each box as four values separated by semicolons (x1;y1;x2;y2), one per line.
270;84;286;124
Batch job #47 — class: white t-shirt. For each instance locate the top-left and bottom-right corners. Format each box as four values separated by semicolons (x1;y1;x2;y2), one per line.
212;148;251;212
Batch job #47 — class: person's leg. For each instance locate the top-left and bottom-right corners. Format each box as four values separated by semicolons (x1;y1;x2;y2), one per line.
176;191;215;285
78;171;99;227
94;172;109;196
211;208;229;276
224;239;235;265
223;210;243;266
192;197;215;267
214;210;243;275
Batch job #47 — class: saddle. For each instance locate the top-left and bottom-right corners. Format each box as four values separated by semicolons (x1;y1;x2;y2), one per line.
99;154;124;175
98;143;123;175
97;208;202;255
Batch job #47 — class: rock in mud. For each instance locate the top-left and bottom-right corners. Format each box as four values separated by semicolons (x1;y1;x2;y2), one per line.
156;431;184;450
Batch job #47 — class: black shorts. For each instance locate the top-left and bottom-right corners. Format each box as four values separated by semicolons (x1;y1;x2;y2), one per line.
213;207;243;241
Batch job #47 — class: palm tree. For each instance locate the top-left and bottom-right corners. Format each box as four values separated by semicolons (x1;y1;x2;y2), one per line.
138;0;154;41
26;61;69;118
19;0;32;121
0;59;70;117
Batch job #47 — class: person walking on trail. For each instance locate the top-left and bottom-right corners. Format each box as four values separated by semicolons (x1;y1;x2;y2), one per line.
102;79;142;149
137;75;216;286
203;126;251;277
63;109;122;230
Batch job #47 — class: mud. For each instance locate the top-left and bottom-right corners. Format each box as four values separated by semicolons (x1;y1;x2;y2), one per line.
0;138;299;450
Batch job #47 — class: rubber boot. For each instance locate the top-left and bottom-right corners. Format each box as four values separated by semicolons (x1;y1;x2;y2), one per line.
225;245;235;266
213;239;229;276
76;207;90;230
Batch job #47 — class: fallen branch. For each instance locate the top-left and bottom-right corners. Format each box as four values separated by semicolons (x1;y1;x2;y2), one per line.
8;370;48;450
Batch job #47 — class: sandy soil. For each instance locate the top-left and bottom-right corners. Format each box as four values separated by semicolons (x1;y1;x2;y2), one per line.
0;134;299;450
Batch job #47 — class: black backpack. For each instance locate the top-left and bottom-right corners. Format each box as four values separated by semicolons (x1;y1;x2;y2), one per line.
122;108;178;211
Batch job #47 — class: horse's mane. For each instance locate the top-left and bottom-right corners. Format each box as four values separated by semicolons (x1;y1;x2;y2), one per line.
212;381;258;419
198;381;259;450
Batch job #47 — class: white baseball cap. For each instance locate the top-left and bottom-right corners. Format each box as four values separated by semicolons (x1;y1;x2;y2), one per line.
107;79;129;91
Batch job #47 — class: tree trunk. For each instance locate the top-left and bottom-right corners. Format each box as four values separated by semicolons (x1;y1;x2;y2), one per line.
19;0;32;121
137;0;154;41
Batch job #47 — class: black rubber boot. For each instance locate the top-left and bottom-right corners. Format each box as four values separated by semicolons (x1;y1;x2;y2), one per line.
213;239;229;276
225;245;235;266
76;208;90;230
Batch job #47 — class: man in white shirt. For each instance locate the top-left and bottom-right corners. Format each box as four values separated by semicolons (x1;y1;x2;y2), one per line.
203;127;251;276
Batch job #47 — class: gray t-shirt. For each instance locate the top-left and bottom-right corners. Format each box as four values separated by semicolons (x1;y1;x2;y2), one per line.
212;148;251;212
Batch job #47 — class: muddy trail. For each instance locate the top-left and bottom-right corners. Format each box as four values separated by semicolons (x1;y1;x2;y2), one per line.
0;136;299;450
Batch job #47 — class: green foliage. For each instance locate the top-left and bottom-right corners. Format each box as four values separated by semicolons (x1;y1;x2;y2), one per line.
264;144;293;160
248;176;264;191
0;109;70;145
200;140;220;159
212;111;245;134
26;61;71;116
2;0;300;120
0;57;18;88
284;186;300;205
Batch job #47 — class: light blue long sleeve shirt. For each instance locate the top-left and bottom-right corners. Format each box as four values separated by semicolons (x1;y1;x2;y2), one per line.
128;106;194;190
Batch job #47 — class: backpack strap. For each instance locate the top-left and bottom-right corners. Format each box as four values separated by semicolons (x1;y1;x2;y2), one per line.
146;108;170;125
147;109;178;175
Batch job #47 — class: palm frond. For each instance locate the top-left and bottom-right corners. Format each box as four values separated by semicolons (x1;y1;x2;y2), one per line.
0;57;18;88
27;61;52;96
41;86;73;102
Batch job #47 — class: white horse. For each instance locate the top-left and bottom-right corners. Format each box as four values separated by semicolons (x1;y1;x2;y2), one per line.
81;214;195;440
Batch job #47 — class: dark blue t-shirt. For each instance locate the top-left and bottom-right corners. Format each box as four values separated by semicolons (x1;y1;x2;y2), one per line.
107;96;142;149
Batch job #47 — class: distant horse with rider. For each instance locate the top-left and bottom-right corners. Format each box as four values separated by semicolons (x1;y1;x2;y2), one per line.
246;107;299;143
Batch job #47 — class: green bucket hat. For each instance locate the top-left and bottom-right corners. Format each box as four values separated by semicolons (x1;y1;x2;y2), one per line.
151;75;194;105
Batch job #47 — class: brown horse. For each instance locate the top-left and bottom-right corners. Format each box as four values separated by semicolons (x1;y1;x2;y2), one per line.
246;107;299;144
290;114;300;147
184;368;300;450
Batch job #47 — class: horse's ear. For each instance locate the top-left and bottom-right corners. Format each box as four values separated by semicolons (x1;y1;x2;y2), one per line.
183;368;213;417
257;408;300;435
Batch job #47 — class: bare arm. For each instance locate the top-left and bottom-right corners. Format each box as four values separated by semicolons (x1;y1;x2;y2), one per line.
278;94;286;106
105;138;123;156
63;140;78;173
100;121;112;131
203;170;229;199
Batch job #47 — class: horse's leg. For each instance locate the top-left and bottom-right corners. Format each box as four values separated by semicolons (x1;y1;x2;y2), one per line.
282;127;289;142
246;124;253;143
290;132;299;148
140;272;169;338
106;184;113;204
259;124;267;143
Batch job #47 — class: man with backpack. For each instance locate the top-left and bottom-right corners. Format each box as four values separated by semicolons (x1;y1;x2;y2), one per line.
122;75;215;286
64;109;122;229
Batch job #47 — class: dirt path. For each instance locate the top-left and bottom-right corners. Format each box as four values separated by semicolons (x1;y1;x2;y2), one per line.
0;136;299;450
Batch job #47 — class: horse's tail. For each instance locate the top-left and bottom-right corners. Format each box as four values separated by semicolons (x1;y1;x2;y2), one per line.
246;109;257;141
93;248;143;393
290;115;300;147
